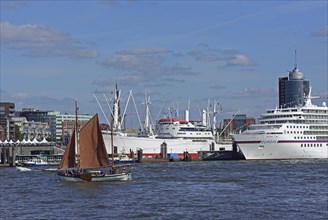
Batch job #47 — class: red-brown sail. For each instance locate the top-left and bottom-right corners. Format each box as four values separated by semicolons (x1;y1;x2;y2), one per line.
59;128;76;169
79;114;109;169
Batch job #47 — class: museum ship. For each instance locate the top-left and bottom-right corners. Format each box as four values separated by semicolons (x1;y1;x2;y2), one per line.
100;85;217;159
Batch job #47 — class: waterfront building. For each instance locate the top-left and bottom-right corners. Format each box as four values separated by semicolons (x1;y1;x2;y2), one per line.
56;113;92;144
13;107;93;143
19;108;57;141
222;114;255;137
12;117;51;141
0;102;15;141
278;66;309;108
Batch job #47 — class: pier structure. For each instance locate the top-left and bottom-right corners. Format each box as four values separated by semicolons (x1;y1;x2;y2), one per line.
0;141;64;166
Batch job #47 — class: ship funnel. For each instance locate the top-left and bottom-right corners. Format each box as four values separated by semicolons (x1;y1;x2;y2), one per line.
184;109;189;122
202;109;207;126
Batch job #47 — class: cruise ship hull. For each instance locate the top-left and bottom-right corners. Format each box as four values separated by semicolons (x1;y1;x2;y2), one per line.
233;135;328;160
103;133;215;159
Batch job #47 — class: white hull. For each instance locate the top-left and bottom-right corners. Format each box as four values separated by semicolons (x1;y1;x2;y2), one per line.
103;133;216;158
58;172;132;182
233;135;328;160
16;166;32;172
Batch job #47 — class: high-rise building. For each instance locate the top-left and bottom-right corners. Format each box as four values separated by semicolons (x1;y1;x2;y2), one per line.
0;102;15;140
278;66;309;108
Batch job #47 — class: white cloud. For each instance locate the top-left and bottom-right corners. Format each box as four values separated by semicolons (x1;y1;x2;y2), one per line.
188;50;225;62
102;53;162;70
118;48;171;55
0;21;99;59
187;45;256;67
227;88;276;99
3;92;76;114
0;0;28;10
100;48;199;86
311;25;328;37
227;54;256;66
210;85;226;90
98;45;256;92
93;75;141;89
101;48;171;71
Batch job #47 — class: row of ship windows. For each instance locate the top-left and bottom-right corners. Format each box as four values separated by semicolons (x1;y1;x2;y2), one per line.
287;131;328;135
263;115;327;119
286;125;308;129
287;131;302;134
304;115;327;119
263;120;325;124
302;110;328;114
300;144;324;147
293;136;315;139
178;133;211;135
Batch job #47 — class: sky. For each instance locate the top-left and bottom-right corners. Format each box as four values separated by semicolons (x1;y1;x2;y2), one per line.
1;0;327;127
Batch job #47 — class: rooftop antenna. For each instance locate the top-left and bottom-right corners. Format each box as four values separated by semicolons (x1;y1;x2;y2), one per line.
294;49;297;69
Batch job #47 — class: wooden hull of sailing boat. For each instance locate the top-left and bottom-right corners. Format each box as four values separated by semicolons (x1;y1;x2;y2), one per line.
57;172;132;182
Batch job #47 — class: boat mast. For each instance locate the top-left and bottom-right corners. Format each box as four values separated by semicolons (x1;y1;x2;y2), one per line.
113;83;121;131
74;99;80;168
212;99;217;138
110;114;115;169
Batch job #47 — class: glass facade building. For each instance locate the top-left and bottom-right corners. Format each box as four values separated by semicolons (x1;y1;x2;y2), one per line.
279;67;309;108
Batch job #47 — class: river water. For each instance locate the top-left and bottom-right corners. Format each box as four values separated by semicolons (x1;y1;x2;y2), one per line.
1;159;327;219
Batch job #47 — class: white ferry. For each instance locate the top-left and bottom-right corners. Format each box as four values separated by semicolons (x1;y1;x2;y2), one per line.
232;89;328;160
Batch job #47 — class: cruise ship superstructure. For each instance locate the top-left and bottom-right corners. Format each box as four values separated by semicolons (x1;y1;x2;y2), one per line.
232;89;328;160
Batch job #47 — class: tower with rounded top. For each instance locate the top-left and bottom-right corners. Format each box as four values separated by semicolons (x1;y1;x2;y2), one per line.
278;51;310;108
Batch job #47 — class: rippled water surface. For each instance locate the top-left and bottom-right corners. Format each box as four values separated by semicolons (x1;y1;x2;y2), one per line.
1;160;327;219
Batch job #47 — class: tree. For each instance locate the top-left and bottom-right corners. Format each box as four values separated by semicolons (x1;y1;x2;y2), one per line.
15;125;24;141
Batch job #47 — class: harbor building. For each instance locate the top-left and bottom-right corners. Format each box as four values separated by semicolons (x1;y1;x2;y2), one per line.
278;65;309;108
0;102;15;141
19;108;57;141
56;113;92;144
222;114;255;137
18;108;92;143
12;117;51;141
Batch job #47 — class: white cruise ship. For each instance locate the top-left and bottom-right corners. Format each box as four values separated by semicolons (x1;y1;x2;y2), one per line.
232;89;328;160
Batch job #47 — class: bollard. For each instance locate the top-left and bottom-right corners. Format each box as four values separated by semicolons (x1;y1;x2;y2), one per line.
137;149;143;163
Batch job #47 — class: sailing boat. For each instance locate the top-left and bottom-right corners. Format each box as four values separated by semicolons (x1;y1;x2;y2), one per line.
57;102;131;182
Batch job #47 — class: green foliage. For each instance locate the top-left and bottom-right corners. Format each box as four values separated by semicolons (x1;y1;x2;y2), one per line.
14;125;24;141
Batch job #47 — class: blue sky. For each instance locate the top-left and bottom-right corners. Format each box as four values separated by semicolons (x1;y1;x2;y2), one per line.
1;0;327;126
